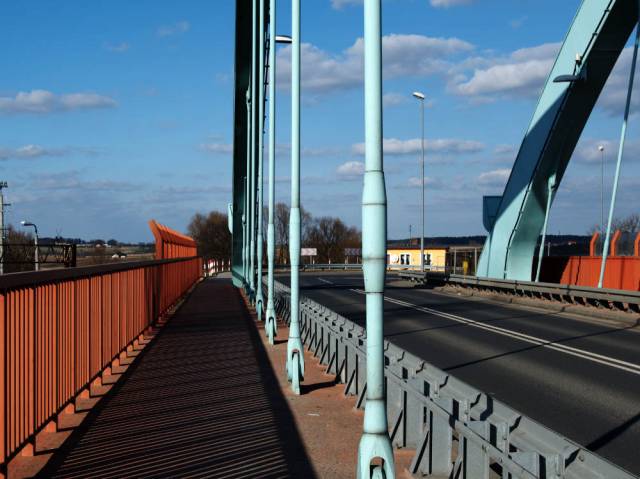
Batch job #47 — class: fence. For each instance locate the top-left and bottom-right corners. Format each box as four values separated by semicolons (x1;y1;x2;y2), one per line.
271;279;636;479
0;256;202;473
149;220;198;259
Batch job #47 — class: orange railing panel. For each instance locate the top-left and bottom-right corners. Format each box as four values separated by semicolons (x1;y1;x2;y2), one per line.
0;256;202;470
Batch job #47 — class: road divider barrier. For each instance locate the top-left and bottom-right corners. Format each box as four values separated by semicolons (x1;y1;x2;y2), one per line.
270;278;637;479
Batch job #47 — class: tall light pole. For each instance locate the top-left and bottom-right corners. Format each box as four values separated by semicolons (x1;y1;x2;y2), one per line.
0;182;8;275
413;91;425;272
266;28;293;344
286;0;305;395
256;0;267;319
598;144;604;232
21;220;39;272
357;0;395;477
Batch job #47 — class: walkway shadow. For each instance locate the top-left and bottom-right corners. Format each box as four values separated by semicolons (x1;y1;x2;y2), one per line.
39;278;317;479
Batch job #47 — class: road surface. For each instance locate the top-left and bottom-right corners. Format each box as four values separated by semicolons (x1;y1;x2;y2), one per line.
276;272;640;475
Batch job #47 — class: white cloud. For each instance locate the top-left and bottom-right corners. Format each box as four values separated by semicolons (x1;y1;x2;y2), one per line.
573;138;640;164
0;145;97;160
330;0;361;8
157;20;190;37
430;0;474;7
352;138;484;156
104;42;130;53
200;143;233;154
449;43;560;100
0;90;116;114
336;161;365;179
383;92;407;108
477;168;511;187
407;176;443;189
276;34;473;94
597;46;640;117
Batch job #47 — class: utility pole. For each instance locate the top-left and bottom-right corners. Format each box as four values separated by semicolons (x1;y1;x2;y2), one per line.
0;182;8;275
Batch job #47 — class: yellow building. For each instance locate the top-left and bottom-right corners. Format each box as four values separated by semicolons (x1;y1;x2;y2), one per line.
387;246;447;271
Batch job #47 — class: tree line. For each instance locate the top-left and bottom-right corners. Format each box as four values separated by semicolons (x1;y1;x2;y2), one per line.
187;203;361;265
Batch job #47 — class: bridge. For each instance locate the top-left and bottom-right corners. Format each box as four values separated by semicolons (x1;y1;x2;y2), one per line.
3;0;640;478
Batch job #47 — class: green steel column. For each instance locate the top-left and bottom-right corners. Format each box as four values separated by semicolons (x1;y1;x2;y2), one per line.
535;175;555;283
244;89;252;287
357;1;395;478
286;0;305;395
598;10;639;288
265;0;278;343
256;0;266;319
249;0;258;298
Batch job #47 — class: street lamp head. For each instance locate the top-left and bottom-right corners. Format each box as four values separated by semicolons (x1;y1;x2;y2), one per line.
21;220;35;228
412;91;425;100
275;35;292;44
598;145;604;152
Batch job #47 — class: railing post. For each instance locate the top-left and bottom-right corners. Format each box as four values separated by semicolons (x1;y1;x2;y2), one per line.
357;0;395;477
265;0;278;343
286;0;305;395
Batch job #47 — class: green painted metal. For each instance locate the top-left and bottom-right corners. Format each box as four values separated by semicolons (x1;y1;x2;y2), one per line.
249;0;258;298
256;0;266;317
599;8;639;288
245;89;251;287
357;1;395;478
265;0;278;344
286;0;305;395
231;0;252;288
535;175;556;282
478;0;639;281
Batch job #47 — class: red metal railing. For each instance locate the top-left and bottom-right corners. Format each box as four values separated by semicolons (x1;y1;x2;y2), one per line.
149;220;198;259
541;231;640;291
0;256;202;472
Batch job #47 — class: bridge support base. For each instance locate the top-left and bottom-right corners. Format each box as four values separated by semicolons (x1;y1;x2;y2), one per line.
357;432;395;479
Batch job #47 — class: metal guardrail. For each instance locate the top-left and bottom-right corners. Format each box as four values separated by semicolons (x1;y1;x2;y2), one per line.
271;279;637;479
1;256;203;469
274;263;447;273
397;272;640;314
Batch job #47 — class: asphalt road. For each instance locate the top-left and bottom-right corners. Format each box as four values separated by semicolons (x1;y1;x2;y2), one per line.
276;272;640;475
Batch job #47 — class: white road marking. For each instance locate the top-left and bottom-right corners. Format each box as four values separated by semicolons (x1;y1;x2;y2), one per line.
318;278;334;285
350;288;640;376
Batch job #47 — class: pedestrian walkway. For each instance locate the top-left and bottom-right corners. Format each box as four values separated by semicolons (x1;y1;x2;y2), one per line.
39;278;316;478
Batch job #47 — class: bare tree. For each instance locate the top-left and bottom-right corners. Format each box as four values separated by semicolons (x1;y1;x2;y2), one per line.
589;213;640;235
306;216;361;263
272;202;311;263
188;211;231;262
4;225;35;273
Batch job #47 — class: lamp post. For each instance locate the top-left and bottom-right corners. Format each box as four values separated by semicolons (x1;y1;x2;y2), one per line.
413;91;425;272
21;220;39;272
598;144;604;233
286;0;305;395
357;0;395;477
0;181;8;275
265;27;293;344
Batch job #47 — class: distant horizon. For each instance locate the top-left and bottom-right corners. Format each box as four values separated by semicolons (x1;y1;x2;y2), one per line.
1;1;637;242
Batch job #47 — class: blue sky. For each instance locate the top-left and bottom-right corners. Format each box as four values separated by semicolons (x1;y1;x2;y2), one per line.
0;0;638;242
